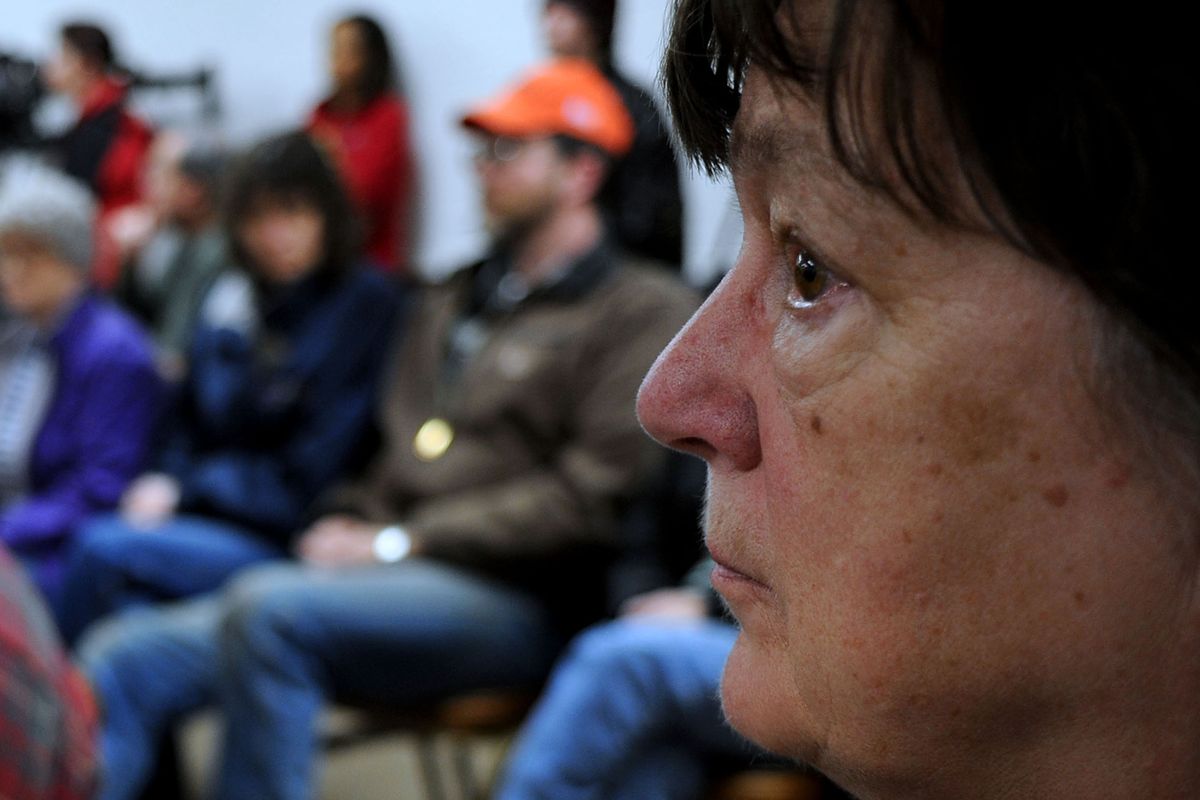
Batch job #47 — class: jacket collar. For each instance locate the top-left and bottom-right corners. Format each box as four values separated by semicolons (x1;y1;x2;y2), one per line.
467;237;616;318
79;76;128;119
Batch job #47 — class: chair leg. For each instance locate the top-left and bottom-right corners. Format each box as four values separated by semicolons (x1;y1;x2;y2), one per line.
450;736;481;800
416;734;449;800
474;729;522;800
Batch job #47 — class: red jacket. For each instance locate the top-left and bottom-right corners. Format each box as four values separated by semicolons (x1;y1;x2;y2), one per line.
308;93;412;272
60;77;152;217
57;77;153;289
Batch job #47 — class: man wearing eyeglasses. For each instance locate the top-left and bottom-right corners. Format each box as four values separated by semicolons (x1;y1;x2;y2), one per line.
77;58;696;800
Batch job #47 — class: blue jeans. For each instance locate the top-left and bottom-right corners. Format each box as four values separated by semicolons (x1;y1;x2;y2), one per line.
57;513;284;645
78;558;563;800
78;597;221;800
494;619;752;800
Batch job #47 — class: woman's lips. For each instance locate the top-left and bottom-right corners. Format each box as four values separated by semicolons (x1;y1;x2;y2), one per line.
708;546;773;604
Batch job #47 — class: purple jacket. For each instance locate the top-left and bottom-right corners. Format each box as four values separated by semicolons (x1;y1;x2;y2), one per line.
0;294;162;598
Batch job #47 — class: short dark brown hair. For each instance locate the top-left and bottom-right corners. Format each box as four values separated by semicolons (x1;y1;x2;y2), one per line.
664;0;1194;443
60;22;114;72
223;131;360;283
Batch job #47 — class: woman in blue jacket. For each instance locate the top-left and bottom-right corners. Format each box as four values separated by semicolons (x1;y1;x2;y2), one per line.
58;131;399;644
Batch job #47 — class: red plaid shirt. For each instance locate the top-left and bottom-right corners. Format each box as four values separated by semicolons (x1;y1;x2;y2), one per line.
0;547;96;800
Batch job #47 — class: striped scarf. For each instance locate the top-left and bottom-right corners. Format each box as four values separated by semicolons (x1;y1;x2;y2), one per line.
0;319;55;507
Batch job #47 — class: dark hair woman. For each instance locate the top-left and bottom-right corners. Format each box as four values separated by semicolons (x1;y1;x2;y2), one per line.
634;1;1198;797
307;13;413;274
58;131;399;647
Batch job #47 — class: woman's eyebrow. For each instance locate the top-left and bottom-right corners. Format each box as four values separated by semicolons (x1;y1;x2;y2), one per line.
731;119;794;174
728;107;830;181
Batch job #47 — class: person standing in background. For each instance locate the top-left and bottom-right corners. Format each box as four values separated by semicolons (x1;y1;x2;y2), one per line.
543;0;685;268
307;14;412;274
42;22;152;288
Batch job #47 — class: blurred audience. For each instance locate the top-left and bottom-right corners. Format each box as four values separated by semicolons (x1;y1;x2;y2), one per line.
75;58;695;800
56;131;398;646
112;131;231;379
0;8;718;797
42;22;153;288
0;543;97;800
307;14;412;273
0;161;161;603
543;0;684;267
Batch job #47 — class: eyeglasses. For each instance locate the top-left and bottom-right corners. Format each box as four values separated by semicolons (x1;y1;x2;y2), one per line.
472;136;539;165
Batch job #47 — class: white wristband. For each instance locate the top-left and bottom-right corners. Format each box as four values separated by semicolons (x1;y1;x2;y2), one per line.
372;525;413;564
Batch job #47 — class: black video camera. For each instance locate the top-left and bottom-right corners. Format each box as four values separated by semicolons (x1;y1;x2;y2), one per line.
1;52;44;152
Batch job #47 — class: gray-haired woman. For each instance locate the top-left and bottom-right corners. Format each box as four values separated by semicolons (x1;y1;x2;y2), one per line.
0;161;160;603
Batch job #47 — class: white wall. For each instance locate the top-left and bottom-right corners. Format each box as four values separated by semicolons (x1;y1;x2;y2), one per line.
2;0;739;283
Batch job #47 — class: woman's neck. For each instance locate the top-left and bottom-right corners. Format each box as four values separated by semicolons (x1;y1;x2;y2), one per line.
328;87;368;114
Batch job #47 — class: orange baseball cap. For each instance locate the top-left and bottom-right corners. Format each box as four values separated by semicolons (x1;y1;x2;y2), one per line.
461;58;634;158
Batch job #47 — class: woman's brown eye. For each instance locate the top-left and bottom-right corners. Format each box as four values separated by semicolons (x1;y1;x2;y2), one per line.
793;251;828;304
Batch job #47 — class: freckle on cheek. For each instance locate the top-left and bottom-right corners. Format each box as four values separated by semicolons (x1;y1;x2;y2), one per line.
1073;590;1088;608
940;394;1022;465
810;415;823;434
926;463;943;476
1042;484;1070;508
1027;450;1041;463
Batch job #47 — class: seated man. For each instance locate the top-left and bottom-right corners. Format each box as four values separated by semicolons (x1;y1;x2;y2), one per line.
78;58;696;800
111;132;231;380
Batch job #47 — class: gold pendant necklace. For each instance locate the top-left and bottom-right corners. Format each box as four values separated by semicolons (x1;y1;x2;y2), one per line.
413;417;455;462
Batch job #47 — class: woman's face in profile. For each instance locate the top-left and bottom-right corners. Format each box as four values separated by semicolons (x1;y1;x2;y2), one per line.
238;197;326;286
43;41;89;99
637;63;1188;791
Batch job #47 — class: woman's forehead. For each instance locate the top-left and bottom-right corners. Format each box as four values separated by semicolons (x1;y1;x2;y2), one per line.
730;70;831;178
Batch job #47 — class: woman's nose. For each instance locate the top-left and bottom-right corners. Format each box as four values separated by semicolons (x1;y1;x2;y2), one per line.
637;271;763;473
